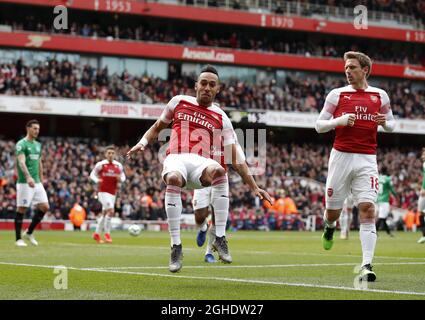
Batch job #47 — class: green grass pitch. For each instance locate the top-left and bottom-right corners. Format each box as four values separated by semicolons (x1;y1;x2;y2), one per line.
0;230;424;300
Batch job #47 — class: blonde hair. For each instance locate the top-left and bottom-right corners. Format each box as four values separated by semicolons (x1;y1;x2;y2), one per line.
343;51;372;78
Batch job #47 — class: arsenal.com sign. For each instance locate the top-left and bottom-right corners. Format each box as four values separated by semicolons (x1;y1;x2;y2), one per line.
182;47;235;63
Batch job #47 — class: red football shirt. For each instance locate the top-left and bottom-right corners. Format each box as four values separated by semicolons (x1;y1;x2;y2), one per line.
324;85;391;154
90;160;125;195
160;95;236;161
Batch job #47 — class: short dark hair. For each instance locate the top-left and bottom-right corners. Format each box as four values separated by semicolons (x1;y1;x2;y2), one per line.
381;166;388;175
105;145;115;152
200;65;219;78
26;119;39;128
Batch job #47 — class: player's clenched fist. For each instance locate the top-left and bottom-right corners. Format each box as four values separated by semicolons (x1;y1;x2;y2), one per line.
346;114;356;127
374;112;386;126
336;113;355;127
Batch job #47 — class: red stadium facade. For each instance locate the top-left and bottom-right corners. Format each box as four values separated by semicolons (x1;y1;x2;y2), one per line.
0;31;424;80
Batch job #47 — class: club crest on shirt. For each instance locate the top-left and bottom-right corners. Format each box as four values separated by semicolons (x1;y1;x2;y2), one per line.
370;95;378;103
327;188;333;197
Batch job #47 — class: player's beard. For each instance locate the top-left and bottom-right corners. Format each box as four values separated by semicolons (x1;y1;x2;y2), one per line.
199;94;213;107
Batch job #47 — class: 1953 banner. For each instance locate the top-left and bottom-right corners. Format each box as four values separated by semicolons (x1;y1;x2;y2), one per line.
0;0;424;43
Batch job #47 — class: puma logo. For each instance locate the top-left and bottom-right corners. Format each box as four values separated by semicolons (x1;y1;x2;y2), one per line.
343;95;351;100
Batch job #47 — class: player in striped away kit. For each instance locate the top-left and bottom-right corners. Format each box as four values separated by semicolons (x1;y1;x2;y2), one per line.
15;119;49;247
90;146;126;244
126;65;269;272
315;51;396;282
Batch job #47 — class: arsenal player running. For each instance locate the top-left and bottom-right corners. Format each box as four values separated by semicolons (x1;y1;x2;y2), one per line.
127;65;268;273
90;146;126;243
315;52;395;282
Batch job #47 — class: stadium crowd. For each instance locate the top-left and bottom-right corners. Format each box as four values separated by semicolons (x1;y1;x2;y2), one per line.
0;138;423;231
195;0;425;26
0;59;424;119
0;15;423;66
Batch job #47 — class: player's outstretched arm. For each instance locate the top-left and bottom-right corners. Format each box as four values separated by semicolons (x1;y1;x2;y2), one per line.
126;119;169;159
228;143;273;205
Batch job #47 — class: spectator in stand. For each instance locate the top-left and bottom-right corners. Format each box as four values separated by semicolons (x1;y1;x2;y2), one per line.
69;201;87;231
1;12;423;65
403;206;420;231
0;138;423;231
140;192;153;220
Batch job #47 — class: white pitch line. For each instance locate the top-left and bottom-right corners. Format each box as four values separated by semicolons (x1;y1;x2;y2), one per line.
1;261;425;297
53;242;425;261
247;250;425;260
54;242;198;252
83;261;425;270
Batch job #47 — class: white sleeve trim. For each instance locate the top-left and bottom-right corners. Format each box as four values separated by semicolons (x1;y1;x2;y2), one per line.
89;162;101;184
221;113;236;146
381;109;396;132
325;89;340;109
160;95;181;124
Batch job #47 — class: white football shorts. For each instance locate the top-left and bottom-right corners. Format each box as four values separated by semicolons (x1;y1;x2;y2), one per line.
325;148;378;210
162;153;221;190
16;182;49;207
193;186;212;210
377;202;390;219
98;192;116;211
